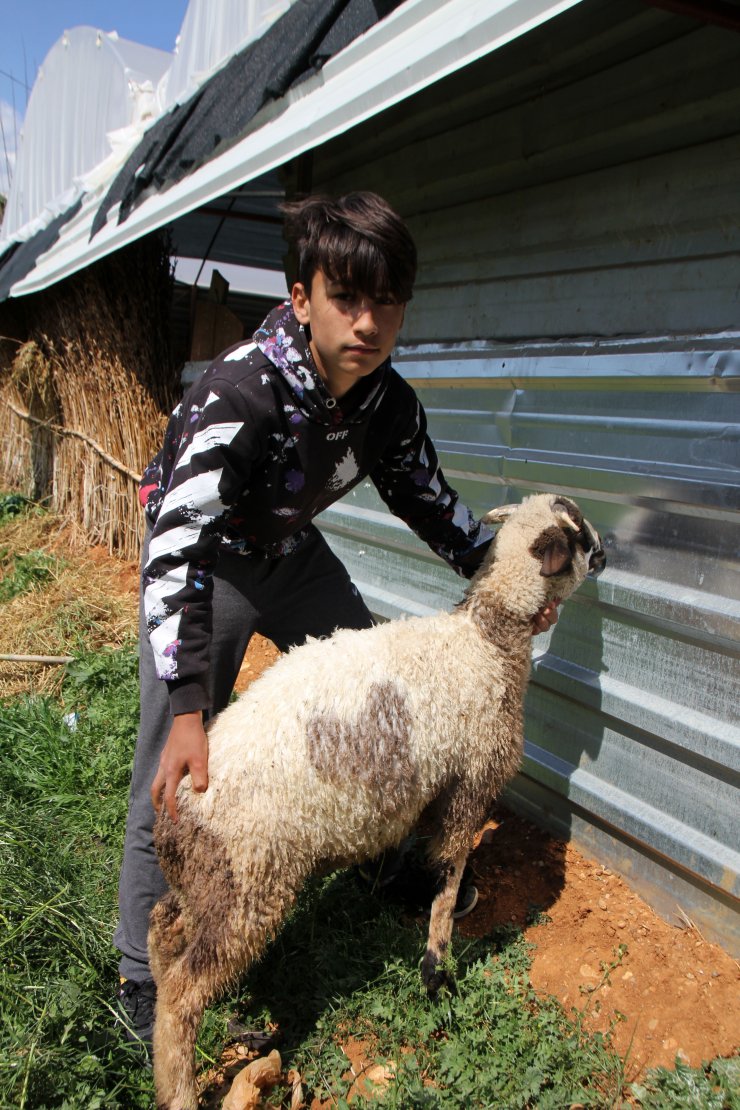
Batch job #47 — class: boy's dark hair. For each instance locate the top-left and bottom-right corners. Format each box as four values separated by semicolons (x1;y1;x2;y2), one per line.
281;192;417;303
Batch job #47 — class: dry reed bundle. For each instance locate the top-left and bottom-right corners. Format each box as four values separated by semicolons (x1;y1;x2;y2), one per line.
1;233;177;560
0;340;58;498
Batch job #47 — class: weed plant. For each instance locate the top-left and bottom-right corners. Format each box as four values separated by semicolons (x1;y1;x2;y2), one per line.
631;1057;740;1109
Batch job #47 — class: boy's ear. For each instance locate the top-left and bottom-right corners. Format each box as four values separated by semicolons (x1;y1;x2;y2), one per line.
292;282;310;325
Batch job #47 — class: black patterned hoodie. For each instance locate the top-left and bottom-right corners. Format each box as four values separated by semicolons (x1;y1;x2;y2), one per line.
140;302;493;714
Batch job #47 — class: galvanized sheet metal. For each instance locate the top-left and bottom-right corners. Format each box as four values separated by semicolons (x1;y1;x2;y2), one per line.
317;339;740;951
301;0;740;950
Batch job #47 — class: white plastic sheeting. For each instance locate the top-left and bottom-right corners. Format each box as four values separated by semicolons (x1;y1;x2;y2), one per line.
160;0;296;109
0;0;297;251
4;0;583;300
0;28;172;243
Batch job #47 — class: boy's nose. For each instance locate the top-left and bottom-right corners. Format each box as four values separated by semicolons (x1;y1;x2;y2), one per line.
354;302;379;334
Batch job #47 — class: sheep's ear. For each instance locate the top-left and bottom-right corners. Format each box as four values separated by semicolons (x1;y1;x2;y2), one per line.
530;526;574;576
482;504;518;526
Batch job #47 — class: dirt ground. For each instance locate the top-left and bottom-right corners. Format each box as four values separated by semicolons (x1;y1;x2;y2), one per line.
232;634;739;1092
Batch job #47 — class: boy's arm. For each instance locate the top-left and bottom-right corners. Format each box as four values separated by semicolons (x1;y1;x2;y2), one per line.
372;384;559;633
143;378;262;717
371;388;493;579
150;710;208;822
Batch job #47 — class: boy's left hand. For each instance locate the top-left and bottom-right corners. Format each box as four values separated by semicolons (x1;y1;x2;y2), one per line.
532;598;560;635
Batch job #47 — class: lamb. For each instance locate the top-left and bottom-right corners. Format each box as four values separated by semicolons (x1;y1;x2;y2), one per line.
149;493;605;1109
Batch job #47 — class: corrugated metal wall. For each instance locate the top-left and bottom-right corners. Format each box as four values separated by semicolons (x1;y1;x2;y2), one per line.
287;0;740;951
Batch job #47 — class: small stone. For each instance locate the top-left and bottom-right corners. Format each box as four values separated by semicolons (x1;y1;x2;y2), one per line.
622;971;634;980
648;1018;659;1031
617;920;627;929
712;971;720;978
579;963;599;979
686;972;695;980
598;899;607;910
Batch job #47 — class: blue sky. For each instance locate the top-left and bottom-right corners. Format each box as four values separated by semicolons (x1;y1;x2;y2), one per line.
0;0;188;194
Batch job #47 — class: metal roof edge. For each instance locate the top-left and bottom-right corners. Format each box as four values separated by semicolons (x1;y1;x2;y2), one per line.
6;0;583;300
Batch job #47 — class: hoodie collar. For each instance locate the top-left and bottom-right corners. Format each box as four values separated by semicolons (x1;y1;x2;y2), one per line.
254;301;389;425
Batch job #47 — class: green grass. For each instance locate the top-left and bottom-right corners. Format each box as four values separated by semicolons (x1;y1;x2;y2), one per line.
225;878;628;1109
0;500;736;1108
0;644;151;1109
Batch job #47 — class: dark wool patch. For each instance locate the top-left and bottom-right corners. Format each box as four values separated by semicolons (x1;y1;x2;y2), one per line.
458;593;532;651
306;680;418;803
530;525;575;577
154;811;240;979
530;525;566;559
149;891;186;969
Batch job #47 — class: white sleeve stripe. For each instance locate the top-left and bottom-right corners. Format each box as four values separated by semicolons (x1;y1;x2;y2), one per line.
150;611;182;680
223;342;256;361
143;562;189;621
175;422;244;470
159;468;226;524
147;522;207;564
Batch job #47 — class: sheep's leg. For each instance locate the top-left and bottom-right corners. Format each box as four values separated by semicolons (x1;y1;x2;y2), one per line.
148;890;188;984
152;918;245;1110
152;958;208;1110
421;849;469;997
152;879;303;1110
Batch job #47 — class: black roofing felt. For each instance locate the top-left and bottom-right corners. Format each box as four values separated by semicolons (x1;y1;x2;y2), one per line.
0;199;83;302
0;0;401;300
90;0;402;242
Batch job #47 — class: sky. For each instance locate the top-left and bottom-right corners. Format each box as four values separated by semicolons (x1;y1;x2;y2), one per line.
0;0;188;195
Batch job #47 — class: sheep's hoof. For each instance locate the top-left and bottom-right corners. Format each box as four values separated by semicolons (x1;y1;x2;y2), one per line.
421;950;457;998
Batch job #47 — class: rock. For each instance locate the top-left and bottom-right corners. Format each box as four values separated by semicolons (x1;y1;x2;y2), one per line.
579;964;599;979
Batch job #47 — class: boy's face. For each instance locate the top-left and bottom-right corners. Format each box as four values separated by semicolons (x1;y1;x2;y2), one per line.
292;269;405;399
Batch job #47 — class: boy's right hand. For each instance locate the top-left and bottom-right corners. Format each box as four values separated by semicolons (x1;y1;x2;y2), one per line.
151;711;209;823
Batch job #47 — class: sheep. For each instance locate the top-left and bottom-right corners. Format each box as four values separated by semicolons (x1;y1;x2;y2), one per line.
149;493;605;1110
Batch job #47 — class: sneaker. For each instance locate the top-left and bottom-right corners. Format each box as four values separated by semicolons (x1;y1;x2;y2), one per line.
453;884;479;920
115;977;156;1059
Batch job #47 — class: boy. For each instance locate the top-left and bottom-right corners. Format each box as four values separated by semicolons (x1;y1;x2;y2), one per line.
115;192;557;1048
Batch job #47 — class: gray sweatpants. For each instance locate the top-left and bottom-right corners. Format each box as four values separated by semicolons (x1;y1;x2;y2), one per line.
114;524;374;981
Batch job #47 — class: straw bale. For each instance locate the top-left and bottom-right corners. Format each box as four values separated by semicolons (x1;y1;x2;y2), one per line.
0;510;139;698
0;233;177;560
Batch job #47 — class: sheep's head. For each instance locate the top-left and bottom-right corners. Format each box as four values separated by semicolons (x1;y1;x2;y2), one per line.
473;494;605;612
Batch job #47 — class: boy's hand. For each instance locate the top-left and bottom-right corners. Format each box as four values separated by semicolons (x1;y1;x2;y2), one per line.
151;711;209;823
532;598;560;636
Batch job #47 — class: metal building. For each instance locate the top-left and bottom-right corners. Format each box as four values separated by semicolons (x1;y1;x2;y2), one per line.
282;0;740;951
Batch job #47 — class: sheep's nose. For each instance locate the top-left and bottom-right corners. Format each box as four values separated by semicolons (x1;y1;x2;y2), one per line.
588;546;607;577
